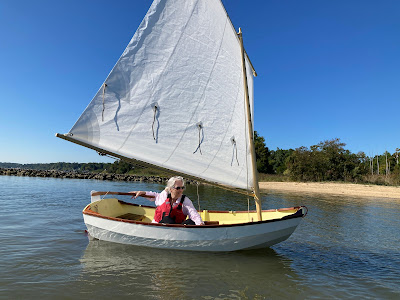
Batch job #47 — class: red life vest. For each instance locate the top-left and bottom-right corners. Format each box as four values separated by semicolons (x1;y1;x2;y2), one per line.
154;194;187;224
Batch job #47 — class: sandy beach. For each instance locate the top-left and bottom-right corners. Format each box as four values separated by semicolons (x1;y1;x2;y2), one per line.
259;181;400;199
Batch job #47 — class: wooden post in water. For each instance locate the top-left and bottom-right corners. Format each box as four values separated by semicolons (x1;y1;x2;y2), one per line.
237;28;262;222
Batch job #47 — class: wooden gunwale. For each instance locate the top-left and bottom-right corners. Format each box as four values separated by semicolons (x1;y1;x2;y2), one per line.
114;200;299;213
83;200;305;228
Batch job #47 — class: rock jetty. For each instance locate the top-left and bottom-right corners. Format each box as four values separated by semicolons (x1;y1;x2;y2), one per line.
0;168;198;184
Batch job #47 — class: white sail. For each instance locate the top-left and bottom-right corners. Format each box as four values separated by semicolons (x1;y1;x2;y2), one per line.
67;0;256;191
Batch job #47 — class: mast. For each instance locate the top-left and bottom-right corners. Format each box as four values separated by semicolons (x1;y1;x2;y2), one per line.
237;28;262;221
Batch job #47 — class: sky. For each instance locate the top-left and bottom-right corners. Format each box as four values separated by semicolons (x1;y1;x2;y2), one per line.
1;0;399;164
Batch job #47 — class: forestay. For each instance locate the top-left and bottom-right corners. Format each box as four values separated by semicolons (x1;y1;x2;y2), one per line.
66;0;256;191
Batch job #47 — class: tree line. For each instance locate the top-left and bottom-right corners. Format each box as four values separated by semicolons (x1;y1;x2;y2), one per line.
0;162;111;172
0;161;165;176
254;132;400;185
2;132;399;185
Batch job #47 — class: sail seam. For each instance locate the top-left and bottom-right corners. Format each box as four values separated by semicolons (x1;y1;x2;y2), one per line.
198;48;244;185
162;0;225;164
163;14;230;167
159;5;249;189
116;0;201;153
188;18;251;188
102;83;107;122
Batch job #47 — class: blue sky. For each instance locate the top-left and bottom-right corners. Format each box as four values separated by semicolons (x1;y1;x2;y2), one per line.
1;0;399;164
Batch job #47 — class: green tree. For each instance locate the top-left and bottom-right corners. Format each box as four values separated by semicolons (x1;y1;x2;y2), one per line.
107;160;134;174
268;148;293;174
286;138;367;182
254;131;270;173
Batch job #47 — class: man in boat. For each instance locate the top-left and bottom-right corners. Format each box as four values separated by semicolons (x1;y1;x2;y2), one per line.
132;176;204;225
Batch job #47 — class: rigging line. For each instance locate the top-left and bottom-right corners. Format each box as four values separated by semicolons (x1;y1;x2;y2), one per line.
231;138;240;166
196;182;201;211
152;105;158;140
97;151;117;160
235;144;239;166
101;191;110;200
193;123;203;155
102;83;107;122
247;194;250;222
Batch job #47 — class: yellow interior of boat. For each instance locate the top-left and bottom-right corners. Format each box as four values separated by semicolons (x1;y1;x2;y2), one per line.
86;198;299;225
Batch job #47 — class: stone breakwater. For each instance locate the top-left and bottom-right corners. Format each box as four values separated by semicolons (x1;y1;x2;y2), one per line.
0;168;198;184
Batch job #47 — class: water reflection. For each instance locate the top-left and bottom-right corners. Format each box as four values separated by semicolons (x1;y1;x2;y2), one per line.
79;240;305;299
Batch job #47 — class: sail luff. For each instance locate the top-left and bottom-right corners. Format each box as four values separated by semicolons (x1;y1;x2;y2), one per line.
237;28;262;221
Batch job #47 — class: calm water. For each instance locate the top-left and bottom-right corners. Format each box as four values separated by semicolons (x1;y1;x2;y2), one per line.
1;175;399;299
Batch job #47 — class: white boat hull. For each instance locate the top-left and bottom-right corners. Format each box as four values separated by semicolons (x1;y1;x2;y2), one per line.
83;211;304;252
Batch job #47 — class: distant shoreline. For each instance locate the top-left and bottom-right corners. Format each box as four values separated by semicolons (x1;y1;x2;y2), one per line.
0;168;171;184
2;168;399;199
259;181;400;199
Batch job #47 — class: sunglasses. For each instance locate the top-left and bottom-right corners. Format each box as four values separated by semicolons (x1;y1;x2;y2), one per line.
173;186;185;190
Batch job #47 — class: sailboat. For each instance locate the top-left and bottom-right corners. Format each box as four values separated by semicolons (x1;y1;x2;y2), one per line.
56;0;306;252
